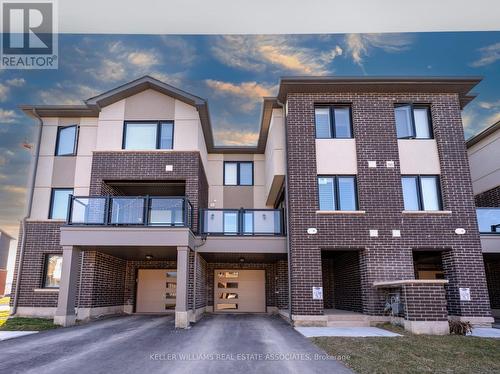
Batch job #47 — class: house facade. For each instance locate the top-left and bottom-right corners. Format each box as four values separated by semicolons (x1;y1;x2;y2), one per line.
11;76;494;334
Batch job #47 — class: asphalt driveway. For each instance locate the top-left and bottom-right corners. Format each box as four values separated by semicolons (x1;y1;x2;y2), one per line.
0;313;352;374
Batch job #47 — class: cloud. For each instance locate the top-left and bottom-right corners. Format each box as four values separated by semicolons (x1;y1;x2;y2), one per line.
470;42;500;67
1;184;26;194
86;59;127;82
205;79;276;111
6;78;25;87
0;109;20;123
345;33;413;68
0;84;9;101
161;36;197;65
477;100;500;110
127;51;160;68
38;82;98;105
214;129;259;146
211;35;343;75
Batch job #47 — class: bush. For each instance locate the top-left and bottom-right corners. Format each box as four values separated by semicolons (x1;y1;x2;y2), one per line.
449;320;472;335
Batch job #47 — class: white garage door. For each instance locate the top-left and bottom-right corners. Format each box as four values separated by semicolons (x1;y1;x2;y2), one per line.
136;269;176;313
215;269;266;313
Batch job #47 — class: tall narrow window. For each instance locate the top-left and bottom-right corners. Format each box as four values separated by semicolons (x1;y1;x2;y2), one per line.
43;254;63;288
49;188;73;220
315;106;353;139
401;176;442;211
123;121;174;150
395;105;433;139
318;176;358;211
55;125;78;156
224;162;253;186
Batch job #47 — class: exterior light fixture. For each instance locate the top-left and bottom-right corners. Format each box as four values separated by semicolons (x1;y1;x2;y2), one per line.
145;255;153;260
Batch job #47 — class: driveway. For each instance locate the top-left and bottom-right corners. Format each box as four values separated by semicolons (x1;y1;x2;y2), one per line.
0;314;352;374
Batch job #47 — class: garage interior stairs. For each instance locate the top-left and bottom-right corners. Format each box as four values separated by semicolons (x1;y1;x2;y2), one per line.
324;309;371;327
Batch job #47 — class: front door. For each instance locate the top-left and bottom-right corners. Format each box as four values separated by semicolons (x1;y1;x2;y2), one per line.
136;269;176;313
214;269;266;313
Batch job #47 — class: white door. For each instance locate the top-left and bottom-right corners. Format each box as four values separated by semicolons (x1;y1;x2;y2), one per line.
215;269;266;313
136;269;177;313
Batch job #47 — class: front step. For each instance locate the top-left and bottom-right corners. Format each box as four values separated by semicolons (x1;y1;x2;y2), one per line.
326;311;371;327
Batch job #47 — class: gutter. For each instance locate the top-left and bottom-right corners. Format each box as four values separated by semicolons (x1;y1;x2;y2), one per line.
12;109;43;315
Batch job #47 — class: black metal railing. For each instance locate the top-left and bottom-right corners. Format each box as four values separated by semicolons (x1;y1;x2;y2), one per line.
200;208;284;236
67;196;193;228
477;208;500;234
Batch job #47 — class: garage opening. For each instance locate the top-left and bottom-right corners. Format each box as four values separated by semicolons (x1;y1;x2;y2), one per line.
136;269;177;313
214;269;266;313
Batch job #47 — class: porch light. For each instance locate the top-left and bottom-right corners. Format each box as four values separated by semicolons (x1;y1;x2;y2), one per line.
239;257;245;263
145;255;153;260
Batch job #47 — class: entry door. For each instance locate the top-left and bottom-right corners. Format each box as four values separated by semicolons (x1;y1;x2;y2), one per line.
136;269;176;313
215;269;265;313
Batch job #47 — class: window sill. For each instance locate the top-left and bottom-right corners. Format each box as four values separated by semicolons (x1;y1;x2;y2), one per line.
402;210;452;214
34;288;59;293
316;210;366;214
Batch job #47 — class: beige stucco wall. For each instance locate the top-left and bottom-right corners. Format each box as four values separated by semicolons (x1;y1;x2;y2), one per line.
468;130;500;195
264;109;285;207
315;139;357;175
398;139;441;175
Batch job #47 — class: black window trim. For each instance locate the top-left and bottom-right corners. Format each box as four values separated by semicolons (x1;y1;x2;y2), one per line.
317;175;359;211
48;187;74;220
122;120;175;150
402;175;443;211
55;124;79;156
395;103;434;140
314;104;354;139
42;253;63;289
223;161;254;186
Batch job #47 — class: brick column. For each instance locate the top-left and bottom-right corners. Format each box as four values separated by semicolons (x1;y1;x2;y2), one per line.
54;246;81;327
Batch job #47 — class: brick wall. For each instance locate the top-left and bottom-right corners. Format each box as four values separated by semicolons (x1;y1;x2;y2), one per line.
484;254;500;309
276;260;289;309
475;186;500;207
401;284;449;321
189;252;208;310
285;92;491;317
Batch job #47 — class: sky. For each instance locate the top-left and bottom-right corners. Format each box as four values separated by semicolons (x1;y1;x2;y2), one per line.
0;31;499;254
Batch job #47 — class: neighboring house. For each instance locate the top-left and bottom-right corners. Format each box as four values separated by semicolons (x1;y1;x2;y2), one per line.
10;76;494;334
0;229;14;296
467;120;500;319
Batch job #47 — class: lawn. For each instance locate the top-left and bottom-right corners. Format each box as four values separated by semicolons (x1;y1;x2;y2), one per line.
0;296;58;331
312;324;500;374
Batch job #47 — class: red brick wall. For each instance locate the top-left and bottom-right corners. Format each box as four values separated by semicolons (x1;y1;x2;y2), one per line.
402;284;449;321
276;260;289;309
475;186;500;208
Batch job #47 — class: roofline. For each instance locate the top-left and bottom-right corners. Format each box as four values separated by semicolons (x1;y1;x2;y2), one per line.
466;120;500;148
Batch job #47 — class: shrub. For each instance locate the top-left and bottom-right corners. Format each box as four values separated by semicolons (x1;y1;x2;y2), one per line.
449;320;472;335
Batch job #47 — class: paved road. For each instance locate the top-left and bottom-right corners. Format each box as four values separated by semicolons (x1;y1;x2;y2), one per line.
0;314;352;374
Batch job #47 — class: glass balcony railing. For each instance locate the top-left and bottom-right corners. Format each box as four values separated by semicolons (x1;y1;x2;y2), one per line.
477;208;500;234
68;196;193;228
200;208;284;236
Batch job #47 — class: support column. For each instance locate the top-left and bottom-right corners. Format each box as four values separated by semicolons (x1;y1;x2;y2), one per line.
175;246;190;328
54;246;81;327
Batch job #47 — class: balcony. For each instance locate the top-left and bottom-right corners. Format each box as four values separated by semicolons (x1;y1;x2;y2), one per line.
477;208;500;234
200;208;284;236
67;196;193;228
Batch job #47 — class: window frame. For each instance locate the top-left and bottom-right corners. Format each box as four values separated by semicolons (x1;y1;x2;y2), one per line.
223;161;254;186
48;188;74;220
54;124;79;156
314;105;354;139
122;120;175;150
401;175;443;211
42;253;63;289
317;175;359;211
395;104;434;140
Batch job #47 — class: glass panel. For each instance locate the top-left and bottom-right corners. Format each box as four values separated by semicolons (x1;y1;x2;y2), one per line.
402;177;419;210
420;177;441;211
224;163;238;185
334;107;352;138
159;122;173;149
248;210;281;234
318;177;336;210
395;105;414;138
50;189;73;220
338;177;357;211
56;126;77;155
239;163;253;185
70;197;106;224
243;212;254;234
124;123;157;150
414;108;431;139
219;292;238;299
110;198;145;224
223;212;238;234
149;198;184;226
315;108;331;138
477;208;500;233
44;254;62;288
217;282;238;289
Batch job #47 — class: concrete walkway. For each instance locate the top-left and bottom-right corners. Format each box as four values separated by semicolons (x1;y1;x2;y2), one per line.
0;331;38;341
295;326;402;337
0;314;353;374
469;328;500;338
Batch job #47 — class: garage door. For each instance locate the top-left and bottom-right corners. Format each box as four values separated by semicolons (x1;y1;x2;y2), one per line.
136;269;176;313
215;269;265;313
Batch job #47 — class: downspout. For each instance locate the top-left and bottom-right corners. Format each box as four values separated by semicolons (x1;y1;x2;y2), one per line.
276;99;293;320
12;108;43;315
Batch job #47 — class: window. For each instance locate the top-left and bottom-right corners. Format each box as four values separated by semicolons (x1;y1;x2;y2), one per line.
55;125;78;156
49;188;73;220
123;121;174;150
402;176;442;211
315;106;353;139
224;162;253;186
395;104;433;139
318;176;358;211
43;254;63;288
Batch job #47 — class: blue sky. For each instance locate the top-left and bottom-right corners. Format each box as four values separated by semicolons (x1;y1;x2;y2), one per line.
0;32;499;238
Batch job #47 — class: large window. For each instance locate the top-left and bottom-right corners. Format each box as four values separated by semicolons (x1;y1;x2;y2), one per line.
315;106;353;139
43;254;63;288
49;188;73;220
224;162;253;186
318;176;358;211
55;125;78;156
123;121;174;150
402;176;442;211
395;104;433;139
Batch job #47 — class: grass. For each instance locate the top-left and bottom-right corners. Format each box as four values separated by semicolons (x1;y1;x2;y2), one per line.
0;296;58;331
311;324;500;374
